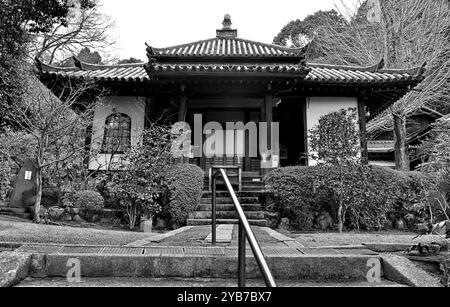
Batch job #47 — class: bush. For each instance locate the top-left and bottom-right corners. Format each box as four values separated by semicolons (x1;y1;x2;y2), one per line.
164;164;204;228
0;160;15;202
41;187;61;207
265;165;432;231
72;190;104;212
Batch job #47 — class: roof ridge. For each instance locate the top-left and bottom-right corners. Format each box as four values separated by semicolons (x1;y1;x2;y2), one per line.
149;37;304;54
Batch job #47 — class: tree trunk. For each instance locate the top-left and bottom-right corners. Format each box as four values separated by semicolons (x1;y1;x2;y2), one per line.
393;113;410;171
337;201;344;234
34;167;42;223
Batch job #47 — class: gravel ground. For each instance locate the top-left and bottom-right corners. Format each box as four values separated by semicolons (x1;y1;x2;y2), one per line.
278;230;448;248
0;220;152;246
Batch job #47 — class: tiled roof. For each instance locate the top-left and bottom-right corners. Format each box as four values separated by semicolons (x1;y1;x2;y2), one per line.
306;63;424;84
36;58;425;84
148;38;303;58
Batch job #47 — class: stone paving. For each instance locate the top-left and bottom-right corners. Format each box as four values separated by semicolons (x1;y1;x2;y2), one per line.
8;226;379;257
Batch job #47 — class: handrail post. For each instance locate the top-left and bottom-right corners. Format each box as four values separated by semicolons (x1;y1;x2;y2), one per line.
238;221;246;287
211;175;217;246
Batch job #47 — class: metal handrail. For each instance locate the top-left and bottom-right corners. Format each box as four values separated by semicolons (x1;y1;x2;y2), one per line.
211;167;277;288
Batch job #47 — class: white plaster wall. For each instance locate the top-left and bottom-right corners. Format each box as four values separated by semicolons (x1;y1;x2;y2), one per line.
89;96;146;170
306;97;359;166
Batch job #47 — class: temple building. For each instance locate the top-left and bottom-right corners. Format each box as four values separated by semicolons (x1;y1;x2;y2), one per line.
37;15;425;178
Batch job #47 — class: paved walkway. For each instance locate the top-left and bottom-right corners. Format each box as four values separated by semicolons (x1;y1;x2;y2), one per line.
7;226;380;257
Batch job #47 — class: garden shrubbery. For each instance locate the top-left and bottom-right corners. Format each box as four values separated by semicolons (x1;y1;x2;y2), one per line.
163;163;204;228
72;190;105;212
265;165;437;231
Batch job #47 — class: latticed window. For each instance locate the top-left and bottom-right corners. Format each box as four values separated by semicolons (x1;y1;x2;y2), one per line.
101;113;131;154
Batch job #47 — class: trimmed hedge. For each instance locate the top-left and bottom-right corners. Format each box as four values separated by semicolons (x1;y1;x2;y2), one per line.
265;165;437;231
164;164;204;228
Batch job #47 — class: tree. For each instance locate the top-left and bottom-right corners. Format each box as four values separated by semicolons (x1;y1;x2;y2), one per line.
117;58;144;65
273;10;348;60
310;0;450;171
4;76;100;222
59;47;103;67
105;125;175;230
30;0;114;65
420;116;450;184
0;129;36;201
309;108;362;232
0;0;96;128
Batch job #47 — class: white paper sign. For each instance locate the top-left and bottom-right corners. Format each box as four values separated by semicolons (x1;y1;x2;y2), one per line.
24;171;32;181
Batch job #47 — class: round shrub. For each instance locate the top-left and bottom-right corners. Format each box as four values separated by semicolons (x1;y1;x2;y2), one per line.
164;164;204;228
72;190;105;212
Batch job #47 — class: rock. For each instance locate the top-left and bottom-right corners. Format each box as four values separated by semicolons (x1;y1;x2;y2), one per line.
70;207;80;215
264;212;280;229
315;212;333;231
61;198;73;208
30;206;47;219
278;218;290;230
0;252;31;287
47;207;65;221
62;214;72;222
29;254;46;278
72;215;84;223
91;215;100;223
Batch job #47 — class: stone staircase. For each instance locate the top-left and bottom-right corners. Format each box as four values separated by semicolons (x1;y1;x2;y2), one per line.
187;193;267;226
188;172;267;226
0;206;31;220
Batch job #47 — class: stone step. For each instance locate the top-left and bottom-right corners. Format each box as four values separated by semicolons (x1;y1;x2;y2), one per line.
16;277;407;288
197;204;262;212
187;219;268;227
200;197;260;204
0;208;31;219
202;191;266;198
190;211;265;220
21;251;389;282
0;207;27;214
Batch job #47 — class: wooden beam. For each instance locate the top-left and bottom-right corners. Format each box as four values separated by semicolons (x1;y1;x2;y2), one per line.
358;94;369;165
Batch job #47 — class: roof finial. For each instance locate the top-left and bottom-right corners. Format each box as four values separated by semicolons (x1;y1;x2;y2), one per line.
217;14;237;38
222;14;232;30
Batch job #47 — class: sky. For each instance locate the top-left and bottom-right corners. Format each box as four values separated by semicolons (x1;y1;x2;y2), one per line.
100;0;360;61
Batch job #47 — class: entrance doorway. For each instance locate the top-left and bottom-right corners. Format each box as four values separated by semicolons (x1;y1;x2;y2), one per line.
187;109;261;172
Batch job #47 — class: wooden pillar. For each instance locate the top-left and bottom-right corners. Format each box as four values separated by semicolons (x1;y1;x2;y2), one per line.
244;111;251;172
262;84;273;175
177;84;188;163
265;83;273;147
358;95;369;165
178;84;187;122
